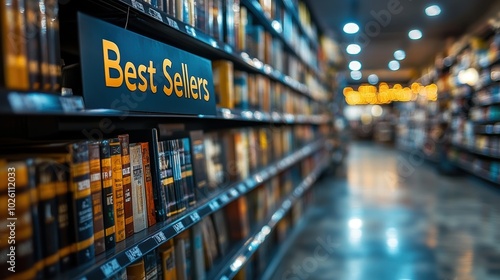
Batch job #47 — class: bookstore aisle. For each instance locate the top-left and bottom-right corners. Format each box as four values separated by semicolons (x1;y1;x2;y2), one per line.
268;142;500;280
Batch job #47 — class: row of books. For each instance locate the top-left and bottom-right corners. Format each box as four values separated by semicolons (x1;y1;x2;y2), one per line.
0;125;320;279
448;149;499;183
0;0;61;92
470;106;500;121
212;60;322;114
452;135;500;156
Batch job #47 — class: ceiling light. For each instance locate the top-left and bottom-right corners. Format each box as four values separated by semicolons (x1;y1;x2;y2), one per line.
394;50;406;60
388;60;400;71
349;61;362;71
425;5;441;16
408;29;422;40
346;44;361;55
368;74;379;85
350;70;362;80
343;22;360;34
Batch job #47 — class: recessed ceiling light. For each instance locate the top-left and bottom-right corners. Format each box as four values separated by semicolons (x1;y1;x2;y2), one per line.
388;60;400;71
408;29;422;40
368;74;379;85
394;50;406;60
425;5;441;16
346;44;361;55
349;61;362;71
351;71;362;80
343;22;360;34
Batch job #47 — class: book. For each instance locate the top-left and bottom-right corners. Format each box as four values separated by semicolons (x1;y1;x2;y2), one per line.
234;129;249;180
247;129;259;173
151;129;168;222
237;6;247;51
189;130;208;201
130;143;148;232
144;249;159;280
212;60;234;109
220;130;238;182
25;0;41;90
119;134;134;238
140;142;157;228
225;196;249;241
190;223;205;280
234;71;249;110
223;0;235;46
99;140;116;250
174;230;192;280
171;139;188;213
109;138;126;242
37;0;51;91
247;74;259;111
209;0;223;41
0;0;29;90
127;259;146;280
165;0;177;18
211;210;229;256
181;138;196;207
159;140;177;219
68;142;95;265
88;142;106;255
195;0;209;33
45;0;61;92
159;239;176;280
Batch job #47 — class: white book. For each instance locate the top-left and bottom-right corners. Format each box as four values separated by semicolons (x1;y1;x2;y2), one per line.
130;144;148;232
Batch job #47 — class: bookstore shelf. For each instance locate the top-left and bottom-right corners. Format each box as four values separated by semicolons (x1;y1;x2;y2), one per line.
475;124;500;134
240;0;320;77
474;95;500;107
454;159;499;185
452;144;500;160
207;157;329;280
75;0;322;101
280;0;318;49
60;139;325;280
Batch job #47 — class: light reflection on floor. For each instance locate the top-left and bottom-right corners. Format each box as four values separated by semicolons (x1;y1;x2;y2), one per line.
270;142;500;280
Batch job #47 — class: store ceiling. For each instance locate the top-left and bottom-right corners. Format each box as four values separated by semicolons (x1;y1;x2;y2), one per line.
305;0;500;85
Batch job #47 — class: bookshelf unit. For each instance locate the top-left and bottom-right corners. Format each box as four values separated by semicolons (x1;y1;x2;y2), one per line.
0;0;340;279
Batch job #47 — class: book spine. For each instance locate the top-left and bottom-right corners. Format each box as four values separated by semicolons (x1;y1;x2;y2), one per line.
53;160;74;271
140;142;157;227
88;143;106;255
195;0;208;33
226;196;249;241
234;71;248;110
37;0;51;91
190;223;205;280
130;144;148;233
211;210;229;256
119;134;134;238
24;0;41;90
144;249;159;280
160;239;176;280
0;0;29;89
182;138;196;207
69;142;95;265
189;131;208;201
212;60;234;109
109;138;126;242
100;140;116;250
223;0;235;46
177;139;191;209
210;0;222;41
238;6;246;51
170;140;187;214
151;129;167;222
126;259;146;280
45;0;61;92
174;232;188;280
160;141;177;219
36;161;60;277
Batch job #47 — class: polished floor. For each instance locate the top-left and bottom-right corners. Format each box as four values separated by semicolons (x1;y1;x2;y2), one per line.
269;142;500;280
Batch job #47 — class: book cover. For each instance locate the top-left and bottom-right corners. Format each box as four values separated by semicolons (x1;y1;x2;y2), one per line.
190;223;205;280
126;259;146;280
35;160;61;277
234;71;249;110
88;142;106;255
129;143;148;232
99;140;116;250
160;140;178;219
211;210;229;256
144;249;159;280
159;239;176;280
212;60;234;109
0;0;29;90
181;138;196;207
118;134;134;238
225;196;249;241
189;130;208;201
140;142;157;227
109;138;126;242
68;142;95;265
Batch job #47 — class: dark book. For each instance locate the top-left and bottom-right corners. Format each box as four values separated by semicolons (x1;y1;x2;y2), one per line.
159;140;177;219
190;223;205;280
68;142;95;265
25;0;41;90
45;0;61;92
0;0;29;90
211;210;229;256
118;134;134;238
189;130;208;201
140;142;157;227
225;196;249;241
109;138;126;242
99;140;116;250
234;71;249;110
223;0;235;46
144;249;158;280
195;0;209;33
169;140;187;215
88;142;106;255
204;132;224;192
209;0;223;41
201;216;218;267
151;129;168;222
181;138;196;207
220;130;237;183
35;160;61;277
37;0;51;91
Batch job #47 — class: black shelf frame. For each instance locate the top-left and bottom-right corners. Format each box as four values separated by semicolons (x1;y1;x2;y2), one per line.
60;139;325;280
68;0;326;102
206;156;329;280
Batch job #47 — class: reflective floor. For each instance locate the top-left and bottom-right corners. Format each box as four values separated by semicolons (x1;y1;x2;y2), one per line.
270;142;500;280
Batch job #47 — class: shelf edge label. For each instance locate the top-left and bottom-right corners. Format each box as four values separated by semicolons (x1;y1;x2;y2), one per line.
78;13;216;115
